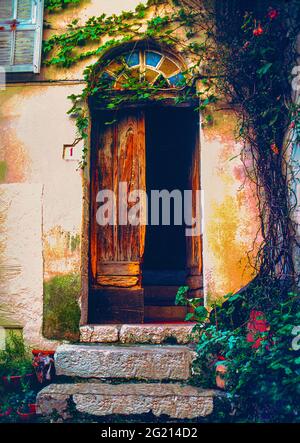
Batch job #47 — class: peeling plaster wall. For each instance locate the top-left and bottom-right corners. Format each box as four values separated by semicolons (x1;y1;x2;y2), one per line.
0;0;147;347
0;0;261;346
0;184;58;347
201;108;260;302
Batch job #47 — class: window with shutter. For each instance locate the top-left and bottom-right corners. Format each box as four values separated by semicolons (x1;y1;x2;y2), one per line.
0;0;44;73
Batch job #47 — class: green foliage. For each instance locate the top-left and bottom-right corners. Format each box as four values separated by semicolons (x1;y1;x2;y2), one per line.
43;274;81;341
175;286;209;323
175;285;189;306
43;0;209;166
0;334;33;378
45;0;81;12
216;3;300;280
192;287;300;422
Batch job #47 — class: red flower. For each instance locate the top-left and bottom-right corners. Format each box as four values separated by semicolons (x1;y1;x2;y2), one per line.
268;9;279;20
253;25;264;36
248;310;269;333
246;310;270;349
246;334;264;349
271;143;279;154
290;121;295;129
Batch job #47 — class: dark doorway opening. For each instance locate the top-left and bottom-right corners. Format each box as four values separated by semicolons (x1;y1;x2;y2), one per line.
88;105;201;325
143;108;197;322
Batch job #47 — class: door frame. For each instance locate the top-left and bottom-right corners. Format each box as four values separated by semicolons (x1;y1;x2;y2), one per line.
80;100;203;325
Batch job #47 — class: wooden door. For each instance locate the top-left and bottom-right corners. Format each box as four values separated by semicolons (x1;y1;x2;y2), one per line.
89;110;146;323
186;124;203;299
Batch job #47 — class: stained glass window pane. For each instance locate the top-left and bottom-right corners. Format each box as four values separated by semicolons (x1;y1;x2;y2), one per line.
168;72;185;87
145;68;159;84
115;74;128;89
125;51;140;67
145;51;162;68
159;57;179;77
106;59;123;74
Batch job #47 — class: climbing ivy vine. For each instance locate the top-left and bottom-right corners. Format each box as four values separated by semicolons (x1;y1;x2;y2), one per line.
43;0;300;288
43;1;217;152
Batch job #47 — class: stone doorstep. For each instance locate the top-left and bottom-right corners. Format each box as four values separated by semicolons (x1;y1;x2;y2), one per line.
37;383;219;420
55;344;195;381
80;323;196;344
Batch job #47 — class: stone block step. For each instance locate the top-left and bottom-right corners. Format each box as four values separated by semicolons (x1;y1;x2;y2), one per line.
80;323;196;344
37;383;219;420
55;344;195;381
119;323;195;344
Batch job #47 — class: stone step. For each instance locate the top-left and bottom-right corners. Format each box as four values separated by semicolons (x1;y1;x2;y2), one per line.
55;344;195;381
37;382;219;420
80;323;195;344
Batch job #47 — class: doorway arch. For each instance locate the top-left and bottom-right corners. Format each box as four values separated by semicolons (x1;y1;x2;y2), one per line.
85;43;203;324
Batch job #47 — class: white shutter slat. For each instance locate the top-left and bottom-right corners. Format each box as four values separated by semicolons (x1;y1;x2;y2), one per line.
0;31;12;65
14;29;35;65
0;0;44;73
17;0;34;23
0;1;13;21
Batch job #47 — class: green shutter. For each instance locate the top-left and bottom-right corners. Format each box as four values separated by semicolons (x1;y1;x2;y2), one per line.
0;0;44;73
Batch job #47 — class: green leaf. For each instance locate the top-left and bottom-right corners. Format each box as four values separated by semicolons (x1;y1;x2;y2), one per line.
257;63;273;77
185;313;194;321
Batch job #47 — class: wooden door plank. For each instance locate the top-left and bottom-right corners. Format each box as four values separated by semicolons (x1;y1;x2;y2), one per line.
186;114;203;297
97;275;139;287
98;261;140;276
97;117;115;262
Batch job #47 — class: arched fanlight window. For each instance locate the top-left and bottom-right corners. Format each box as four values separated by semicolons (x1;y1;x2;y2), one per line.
101;49;186;90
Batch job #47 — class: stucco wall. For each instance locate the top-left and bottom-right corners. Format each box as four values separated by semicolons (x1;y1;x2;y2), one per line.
201;108;259;302
0;0;261;346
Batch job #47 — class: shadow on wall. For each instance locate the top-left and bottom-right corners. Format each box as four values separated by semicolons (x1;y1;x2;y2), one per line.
43;274;81;342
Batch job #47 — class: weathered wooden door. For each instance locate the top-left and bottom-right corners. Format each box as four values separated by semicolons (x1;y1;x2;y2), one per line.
89;110;146;323
186;125;203;300
89;107;203;324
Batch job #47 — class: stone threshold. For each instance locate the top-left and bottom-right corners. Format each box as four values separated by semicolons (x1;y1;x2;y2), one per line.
37;382;219;419
80;323;196;344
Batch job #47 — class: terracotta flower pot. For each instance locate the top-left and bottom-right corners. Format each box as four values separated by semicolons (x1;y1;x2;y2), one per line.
215;362;227;390
28;404;36;414
2;374;34;389
17;404;37;422
32;350;55;357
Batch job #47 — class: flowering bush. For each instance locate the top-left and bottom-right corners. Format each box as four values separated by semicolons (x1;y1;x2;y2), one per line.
192;287;300;422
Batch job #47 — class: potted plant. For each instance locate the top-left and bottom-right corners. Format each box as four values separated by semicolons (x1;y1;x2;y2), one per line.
0;399;13;418
16;391;37;422
1;361;34;389
32;351;55;384
215;358;228;390
0;334;34;389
